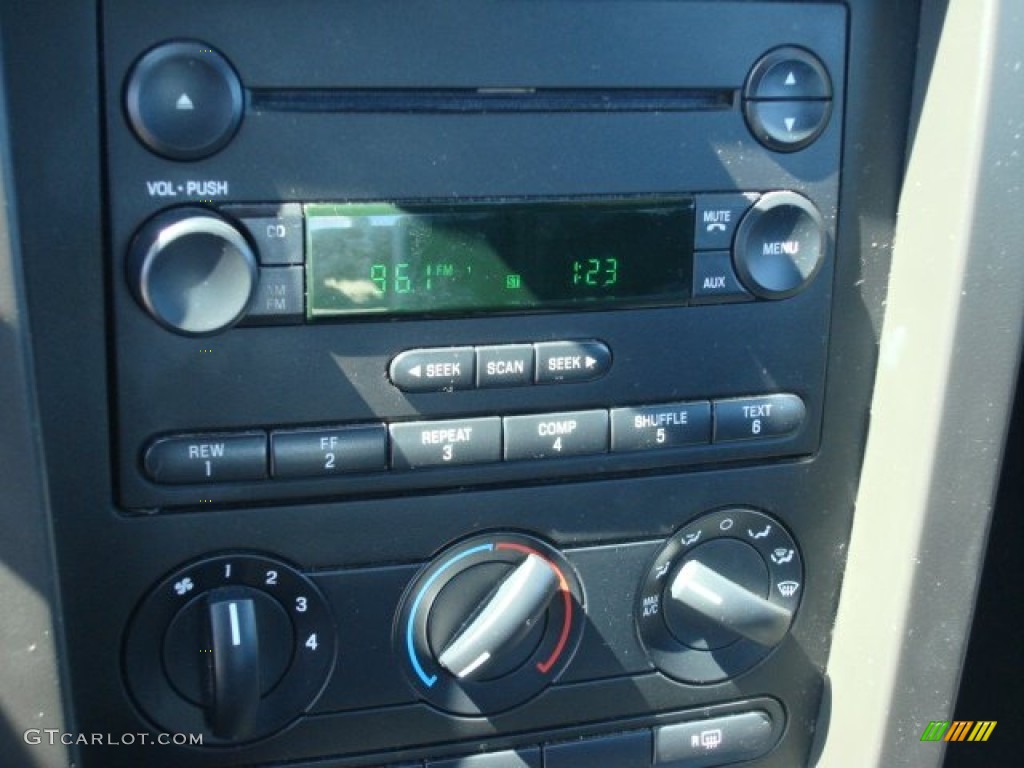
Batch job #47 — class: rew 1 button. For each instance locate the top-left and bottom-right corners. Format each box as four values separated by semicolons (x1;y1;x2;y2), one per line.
390;348;475;392
144;433;266;484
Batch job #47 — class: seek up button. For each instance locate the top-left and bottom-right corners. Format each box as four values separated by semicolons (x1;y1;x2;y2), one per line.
535;340;611;384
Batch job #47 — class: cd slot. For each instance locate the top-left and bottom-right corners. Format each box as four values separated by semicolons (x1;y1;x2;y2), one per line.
248;87;735;115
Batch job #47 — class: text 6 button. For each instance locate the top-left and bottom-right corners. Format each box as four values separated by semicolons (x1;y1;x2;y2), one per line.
713;394;806;442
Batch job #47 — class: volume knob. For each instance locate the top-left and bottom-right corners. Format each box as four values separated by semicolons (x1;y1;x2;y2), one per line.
128;207;257;336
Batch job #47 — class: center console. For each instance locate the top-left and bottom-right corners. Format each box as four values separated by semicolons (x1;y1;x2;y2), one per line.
51;2;869;766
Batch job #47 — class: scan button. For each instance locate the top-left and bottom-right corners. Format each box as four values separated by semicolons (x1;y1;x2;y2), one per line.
477;344;535;388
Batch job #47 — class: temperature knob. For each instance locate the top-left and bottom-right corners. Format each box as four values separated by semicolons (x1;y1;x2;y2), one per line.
396;533;584;716
124;554;336;744
127;207;257;335
638;509;803;683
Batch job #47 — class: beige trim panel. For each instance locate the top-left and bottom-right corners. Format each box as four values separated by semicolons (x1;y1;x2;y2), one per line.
818;0;1024;766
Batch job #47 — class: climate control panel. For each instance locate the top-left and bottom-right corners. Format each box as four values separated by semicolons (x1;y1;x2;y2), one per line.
122;511;803;762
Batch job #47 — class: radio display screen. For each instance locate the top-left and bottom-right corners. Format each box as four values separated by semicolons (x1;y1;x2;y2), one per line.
305;198;694;319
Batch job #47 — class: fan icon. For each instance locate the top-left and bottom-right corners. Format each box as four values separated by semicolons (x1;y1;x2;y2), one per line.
173;577;194;596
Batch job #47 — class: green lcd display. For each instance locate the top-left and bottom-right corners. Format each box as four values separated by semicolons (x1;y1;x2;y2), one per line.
305;198;693;318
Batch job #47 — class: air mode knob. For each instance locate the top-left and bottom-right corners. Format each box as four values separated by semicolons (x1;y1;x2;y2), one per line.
638;509;803;683
127;207;257;336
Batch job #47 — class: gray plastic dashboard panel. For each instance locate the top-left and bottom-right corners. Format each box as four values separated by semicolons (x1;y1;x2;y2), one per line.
99;4;850;766
9;1;1005;768
0;32;71;768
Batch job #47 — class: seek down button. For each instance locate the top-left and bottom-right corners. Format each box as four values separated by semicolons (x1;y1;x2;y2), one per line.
390;347;476;393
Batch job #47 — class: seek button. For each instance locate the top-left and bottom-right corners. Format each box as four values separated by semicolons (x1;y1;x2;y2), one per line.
535;340;610;384
390;347;475;392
